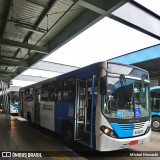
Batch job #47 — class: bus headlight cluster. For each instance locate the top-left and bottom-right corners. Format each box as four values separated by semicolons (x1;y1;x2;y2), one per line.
100;125;118;138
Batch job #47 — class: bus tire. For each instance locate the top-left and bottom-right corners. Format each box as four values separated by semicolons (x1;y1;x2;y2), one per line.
62;123;74;147
151;117;160;131
27;113;32;126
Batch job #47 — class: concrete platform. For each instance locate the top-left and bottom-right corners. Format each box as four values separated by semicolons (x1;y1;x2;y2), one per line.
0;113;85;160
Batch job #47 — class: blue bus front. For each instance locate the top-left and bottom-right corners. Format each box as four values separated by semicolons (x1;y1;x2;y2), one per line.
96;62;151;151
10;102;18;114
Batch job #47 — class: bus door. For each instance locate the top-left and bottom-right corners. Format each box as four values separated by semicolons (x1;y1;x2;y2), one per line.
86;77;97;148
75;79;86;140
75;77;97;148
34;88;41;124
19;92;23;117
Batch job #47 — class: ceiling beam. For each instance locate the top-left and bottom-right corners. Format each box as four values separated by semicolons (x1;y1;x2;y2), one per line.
0;71;17;75
8;18;47;34
0;49;15;55
0;58;29;67
77;0;106;14
77;0;128;15
0;0;12;37
0;38;48;54
0;74;11;80
15;23;46;34
0;77;10;83
0;55;24;61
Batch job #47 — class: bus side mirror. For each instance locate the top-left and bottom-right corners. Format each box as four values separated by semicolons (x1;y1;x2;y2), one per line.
100;77;107;95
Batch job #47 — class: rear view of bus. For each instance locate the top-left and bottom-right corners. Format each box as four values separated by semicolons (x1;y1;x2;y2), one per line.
97;61;151;151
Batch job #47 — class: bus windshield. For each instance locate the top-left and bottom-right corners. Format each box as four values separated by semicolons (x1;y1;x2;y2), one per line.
10;91;19;105
102;76;150;119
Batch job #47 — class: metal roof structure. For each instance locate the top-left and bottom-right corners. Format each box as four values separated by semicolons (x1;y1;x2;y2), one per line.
0;0;160;84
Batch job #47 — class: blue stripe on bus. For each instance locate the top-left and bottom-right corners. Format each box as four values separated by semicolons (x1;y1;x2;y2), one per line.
150;86;160;91
110;123;134;138
54;102;75;134
151;112;160;117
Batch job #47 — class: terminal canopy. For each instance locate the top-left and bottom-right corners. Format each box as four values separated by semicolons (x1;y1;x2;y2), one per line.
0;0;159;87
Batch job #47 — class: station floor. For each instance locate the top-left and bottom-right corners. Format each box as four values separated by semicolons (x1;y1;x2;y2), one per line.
0;113;85;160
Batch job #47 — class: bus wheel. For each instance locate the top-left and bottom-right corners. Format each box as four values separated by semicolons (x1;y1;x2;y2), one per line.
27;114;32;126
151;117;160;131
62;123;74;147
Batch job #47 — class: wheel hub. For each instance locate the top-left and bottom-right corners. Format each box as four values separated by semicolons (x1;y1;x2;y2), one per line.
153;121;160;128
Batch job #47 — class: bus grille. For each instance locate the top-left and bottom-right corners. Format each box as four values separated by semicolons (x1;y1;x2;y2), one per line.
119;122;146;130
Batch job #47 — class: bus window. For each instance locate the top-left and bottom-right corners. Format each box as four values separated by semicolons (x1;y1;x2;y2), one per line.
49;81;62;102
25;88;34;101
151;91;160;112
11;91;19;103
42;83;50;101
63;78;75;102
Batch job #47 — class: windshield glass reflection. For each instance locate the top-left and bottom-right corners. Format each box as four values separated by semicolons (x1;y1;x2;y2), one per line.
102;76;150;119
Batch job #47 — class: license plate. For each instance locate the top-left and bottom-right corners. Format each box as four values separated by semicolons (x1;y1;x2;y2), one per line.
129;140;138;145
134;129;143;135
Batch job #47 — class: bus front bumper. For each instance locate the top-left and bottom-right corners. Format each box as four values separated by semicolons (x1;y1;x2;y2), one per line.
10;109;18;114
97;129;151;151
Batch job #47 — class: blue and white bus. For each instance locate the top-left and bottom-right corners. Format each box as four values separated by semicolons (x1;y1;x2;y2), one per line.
0;90;19;114
150;86;160;131
8;91;19;114
19;61;151;151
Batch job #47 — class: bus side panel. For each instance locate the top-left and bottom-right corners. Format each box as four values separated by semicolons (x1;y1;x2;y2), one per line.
23;100;35;122
54;102;75;134
40;101;55;131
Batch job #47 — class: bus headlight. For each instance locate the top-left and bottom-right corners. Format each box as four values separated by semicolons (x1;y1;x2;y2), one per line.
100;126;118;138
